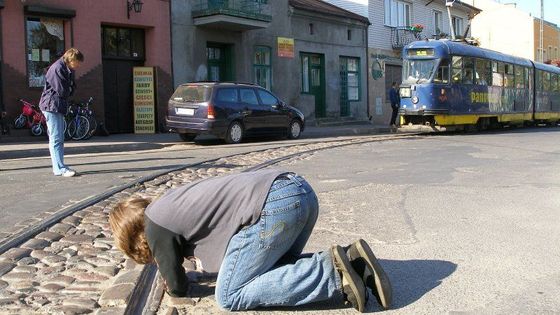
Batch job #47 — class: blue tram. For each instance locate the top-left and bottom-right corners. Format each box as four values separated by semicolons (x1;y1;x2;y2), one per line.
399;40;560;128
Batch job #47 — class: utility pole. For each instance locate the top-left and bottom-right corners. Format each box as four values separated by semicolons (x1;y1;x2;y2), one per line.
446;0;456;40
540;0;544;62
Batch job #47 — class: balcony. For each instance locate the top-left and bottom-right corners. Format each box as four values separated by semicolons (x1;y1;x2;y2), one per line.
391;26;422;50
192;0;272;31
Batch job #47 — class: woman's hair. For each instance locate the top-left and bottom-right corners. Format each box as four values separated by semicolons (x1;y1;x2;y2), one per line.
109;197;153;264
62;48;84;64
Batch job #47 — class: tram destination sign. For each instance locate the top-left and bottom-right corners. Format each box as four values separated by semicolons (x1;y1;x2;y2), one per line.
407;49;435;57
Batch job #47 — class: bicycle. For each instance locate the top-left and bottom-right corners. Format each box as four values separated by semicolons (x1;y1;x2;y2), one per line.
14;99;47;136
66;97;95;140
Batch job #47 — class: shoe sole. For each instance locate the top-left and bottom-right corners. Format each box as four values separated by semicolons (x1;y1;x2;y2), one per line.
354;239;392;310
332;245;366;313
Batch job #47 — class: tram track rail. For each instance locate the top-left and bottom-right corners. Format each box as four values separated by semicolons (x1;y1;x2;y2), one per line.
0;132;425;315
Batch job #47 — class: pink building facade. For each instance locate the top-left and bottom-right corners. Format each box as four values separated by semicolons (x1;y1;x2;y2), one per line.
0;0;172;133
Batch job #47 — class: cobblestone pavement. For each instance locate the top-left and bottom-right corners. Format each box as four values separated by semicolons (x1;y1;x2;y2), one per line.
0;138;395;314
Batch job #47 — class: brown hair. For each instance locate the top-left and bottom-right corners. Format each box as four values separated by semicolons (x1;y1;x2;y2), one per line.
109;197;153;264
62;48;84;64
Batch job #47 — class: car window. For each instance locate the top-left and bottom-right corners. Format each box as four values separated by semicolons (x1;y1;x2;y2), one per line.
257;89;279;106
216;88;238;103
239;88;259;105
171;85;211;102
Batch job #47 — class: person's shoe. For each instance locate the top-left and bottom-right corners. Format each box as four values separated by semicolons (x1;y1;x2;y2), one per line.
345;239;392;310
331;245;367;312
61;169;76;177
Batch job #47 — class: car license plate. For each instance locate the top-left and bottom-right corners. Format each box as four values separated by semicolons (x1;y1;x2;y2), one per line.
176;108;194;116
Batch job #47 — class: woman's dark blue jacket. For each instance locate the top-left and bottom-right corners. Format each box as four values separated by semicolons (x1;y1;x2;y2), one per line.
39;58;75;114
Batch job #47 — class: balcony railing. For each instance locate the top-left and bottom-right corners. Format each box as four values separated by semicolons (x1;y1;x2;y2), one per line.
192;0;272;22
391;26;423;50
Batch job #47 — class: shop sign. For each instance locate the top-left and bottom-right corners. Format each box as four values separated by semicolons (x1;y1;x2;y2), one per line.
133;67;156;134
277;37;294;58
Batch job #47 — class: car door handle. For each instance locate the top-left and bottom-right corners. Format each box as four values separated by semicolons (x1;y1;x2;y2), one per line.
242;107;252;115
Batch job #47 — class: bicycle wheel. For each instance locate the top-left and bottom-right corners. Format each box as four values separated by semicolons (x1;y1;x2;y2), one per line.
14;115;27;129
84;116;97;140
71;115;90;140
30;123;43;136
67;119;76;140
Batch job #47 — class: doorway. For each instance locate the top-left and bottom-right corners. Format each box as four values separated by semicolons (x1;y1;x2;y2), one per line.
301;53;325;117
207;43;234;82
101;26;145;133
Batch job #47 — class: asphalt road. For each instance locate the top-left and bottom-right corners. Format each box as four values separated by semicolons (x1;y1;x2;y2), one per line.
1;126;560;314
282;127;560;313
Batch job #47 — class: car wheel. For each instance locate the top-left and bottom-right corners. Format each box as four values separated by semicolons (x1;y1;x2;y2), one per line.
288;119;302;139
179;133;197;142
225;121;243;144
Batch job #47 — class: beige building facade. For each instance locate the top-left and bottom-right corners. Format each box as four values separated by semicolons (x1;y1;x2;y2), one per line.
465;0;560;63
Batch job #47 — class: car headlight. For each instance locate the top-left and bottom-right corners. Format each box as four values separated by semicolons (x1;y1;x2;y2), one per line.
411;96;419;104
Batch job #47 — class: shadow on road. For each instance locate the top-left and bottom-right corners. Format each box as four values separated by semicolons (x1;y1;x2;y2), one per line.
0;142;171;160
385;259;457;310
184;258;457;313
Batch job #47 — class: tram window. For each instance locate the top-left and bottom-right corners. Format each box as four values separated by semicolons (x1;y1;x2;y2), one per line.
504;63;514;75
514;66;524;89
452;56;462;69
434;61;449;84
492;62;503;86
550;74;558;92
452;67;462;83
504;73;515;88
525;68;530;89
475;59;490;85
462;58;475;85
504;63;515;87
498;62;505;74
536;70;543;91
543;72;551;91
492;72;503;86
451;56;462;83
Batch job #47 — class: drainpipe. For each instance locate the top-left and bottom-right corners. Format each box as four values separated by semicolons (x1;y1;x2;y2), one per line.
0;2;4;113
365;23;371;120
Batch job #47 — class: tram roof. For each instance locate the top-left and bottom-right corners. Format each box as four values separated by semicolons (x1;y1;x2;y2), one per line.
533;62;560;74
405;40;533;67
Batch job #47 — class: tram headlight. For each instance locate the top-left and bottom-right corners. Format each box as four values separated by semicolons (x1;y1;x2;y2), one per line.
411;96;419;104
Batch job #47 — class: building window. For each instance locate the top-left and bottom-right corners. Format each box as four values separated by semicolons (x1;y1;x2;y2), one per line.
384;0;411;27
302;55;310;93
253;46;271;90
340;57;360;101
309;23;314;35
26;17;66;88
555;47;558;59
452;16;464;37
347;29;352;41
548;46;553;61
102;26;145;59
433;10;443;35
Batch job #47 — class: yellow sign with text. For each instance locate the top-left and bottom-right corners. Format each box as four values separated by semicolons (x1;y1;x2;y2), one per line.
133;67;156;134
278;37;294;58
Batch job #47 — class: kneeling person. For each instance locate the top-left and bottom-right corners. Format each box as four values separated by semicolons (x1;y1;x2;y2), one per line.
109;169;392;312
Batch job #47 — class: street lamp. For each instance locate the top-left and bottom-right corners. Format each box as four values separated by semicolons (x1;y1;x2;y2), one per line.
127;0;143;19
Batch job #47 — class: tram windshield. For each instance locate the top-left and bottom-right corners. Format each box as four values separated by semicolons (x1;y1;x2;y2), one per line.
403;59;439;84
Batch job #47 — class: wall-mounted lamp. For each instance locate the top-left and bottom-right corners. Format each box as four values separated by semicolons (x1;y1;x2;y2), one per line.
127;0;143;19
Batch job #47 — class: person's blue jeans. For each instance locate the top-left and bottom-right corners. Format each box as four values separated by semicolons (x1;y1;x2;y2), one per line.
216;174;344;310
43;111;68;175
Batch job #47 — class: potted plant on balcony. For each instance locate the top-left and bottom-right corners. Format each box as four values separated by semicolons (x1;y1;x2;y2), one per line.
411;24;424;32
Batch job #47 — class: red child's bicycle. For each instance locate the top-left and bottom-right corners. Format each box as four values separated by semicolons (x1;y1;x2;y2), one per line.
14;99;47;136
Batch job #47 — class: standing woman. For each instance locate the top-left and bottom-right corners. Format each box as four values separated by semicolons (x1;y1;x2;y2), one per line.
39;48;84;177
